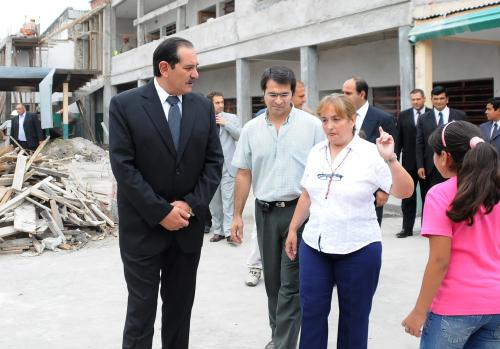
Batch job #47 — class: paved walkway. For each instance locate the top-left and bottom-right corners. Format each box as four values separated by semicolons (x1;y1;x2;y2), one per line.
0;195;426;349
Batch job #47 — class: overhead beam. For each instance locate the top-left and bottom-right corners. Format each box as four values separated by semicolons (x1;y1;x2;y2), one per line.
133;0;188;27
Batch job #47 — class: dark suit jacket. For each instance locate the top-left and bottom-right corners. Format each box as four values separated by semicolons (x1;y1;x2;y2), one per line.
396;107;431;172
11;112;44;149
360;105;398;144
480;121;500;154
109;81;223;255
416;108;466;175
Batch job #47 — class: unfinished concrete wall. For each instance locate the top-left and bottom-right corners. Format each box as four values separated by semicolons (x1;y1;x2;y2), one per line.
45;41;75;69
318;39;400;91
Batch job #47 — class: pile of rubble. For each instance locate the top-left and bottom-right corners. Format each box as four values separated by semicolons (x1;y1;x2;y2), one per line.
0;138;115;256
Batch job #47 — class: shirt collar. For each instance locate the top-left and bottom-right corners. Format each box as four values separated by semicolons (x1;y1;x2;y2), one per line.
434;106;449;116
265;106;295;125
19;112;26;118
154;77;182;105
357;101;369;119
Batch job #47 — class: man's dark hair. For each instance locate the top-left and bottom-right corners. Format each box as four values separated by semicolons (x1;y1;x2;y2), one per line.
431;85;448;97
207;91;224;102
410;88;425;97
153;37;194;77
260;66;296;94
352;77;369;100
487;97;500;110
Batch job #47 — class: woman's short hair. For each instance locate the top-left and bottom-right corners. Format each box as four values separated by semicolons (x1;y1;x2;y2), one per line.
316;93;356;122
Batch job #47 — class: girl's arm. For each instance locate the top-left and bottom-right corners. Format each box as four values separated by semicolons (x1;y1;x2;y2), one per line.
402;236;452;337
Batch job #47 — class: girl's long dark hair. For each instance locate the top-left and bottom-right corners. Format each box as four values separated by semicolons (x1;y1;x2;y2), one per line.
429;121;500;225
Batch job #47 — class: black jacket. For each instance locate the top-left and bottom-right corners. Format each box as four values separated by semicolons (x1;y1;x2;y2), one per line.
416;108;466;175
11;112;44;150
396;107;431;172
109;81;223;254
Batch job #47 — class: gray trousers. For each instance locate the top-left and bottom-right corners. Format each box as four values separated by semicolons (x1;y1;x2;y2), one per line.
255;199;302;349
209;169;235;237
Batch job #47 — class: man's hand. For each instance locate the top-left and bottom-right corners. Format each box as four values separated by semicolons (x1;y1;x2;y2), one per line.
215;115;227;126
285;231;298;261
171;200;193;216
375;190;389;207
160;206;190;231
417;168;426;180
230;215;244;244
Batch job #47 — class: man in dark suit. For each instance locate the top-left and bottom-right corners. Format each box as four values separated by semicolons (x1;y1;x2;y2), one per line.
109;37;223;349
11;103;44;150
481;97;500;154
416;85;466;205
395;89;431;238
342;77;398;225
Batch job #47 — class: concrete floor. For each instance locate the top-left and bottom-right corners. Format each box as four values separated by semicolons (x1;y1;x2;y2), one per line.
0;195;427;349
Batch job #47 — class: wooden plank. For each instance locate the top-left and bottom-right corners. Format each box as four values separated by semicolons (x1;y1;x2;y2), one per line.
0;225;16;239
11;154;27;191
32;166;69;178
0;186;9;202
62;178;97;221
0;238;32;249
25;197;51;212
0;145;13;157
40;210;66;243
90;203;114;227
0;176;53;215
13;203;37;233
25;136;50;172
30;188;51;202
50;200;64;230
0;188;12;204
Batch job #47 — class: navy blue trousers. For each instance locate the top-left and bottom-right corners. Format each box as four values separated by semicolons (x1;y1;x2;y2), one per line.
299;241;382;349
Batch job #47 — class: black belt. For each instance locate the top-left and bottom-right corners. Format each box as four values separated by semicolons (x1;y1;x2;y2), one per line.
256;198;299;209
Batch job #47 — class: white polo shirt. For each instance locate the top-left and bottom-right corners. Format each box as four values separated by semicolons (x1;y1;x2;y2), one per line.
300;135;392;254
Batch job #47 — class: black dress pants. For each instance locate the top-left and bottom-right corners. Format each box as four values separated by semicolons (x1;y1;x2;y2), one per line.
121;241;201;349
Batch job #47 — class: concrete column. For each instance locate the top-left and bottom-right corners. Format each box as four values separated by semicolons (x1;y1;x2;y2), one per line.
414;40;433;109
5;39;12;120
398;26;414;111
300;46;319;111
137;0;145;46
494;46;500;97
236;58;251;125
216;2;224;17
63;82;69;140
176;6;186;31
103;3;116;145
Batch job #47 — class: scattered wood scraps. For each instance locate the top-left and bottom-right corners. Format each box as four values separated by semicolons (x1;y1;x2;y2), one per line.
0;140;115;256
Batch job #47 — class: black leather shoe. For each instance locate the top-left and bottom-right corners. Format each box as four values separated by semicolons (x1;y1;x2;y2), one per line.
204;225;211;234
396;231;413;238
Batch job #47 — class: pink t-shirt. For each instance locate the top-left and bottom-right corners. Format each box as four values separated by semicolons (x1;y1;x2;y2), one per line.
421;176;500;316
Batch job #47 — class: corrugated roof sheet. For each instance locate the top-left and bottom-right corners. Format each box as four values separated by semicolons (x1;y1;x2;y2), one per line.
414;0;500;20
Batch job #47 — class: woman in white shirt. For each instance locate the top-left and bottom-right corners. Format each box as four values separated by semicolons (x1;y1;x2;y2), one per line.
285;94;413;349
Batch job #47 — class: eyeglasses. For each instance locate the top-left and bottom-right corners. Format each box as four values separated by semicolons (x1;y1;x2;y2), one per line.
317;173;343;181
265;92;291;99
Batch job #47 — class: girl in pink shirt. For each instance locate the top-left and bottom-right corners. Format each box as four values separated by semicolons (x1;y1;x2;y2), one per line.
402;121;500;348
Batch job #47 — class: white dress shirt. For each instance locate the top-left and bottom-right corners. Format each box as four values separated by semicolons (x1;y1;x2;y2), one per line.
153;77;182;121
300;136;392;254
433;106;449;125
491;121;500;138
355;101;369;136
18;113;27;141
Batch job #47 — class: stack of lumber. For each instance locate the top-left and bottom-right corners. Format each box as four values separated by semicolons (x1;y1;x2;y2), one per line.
0;139;115;255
